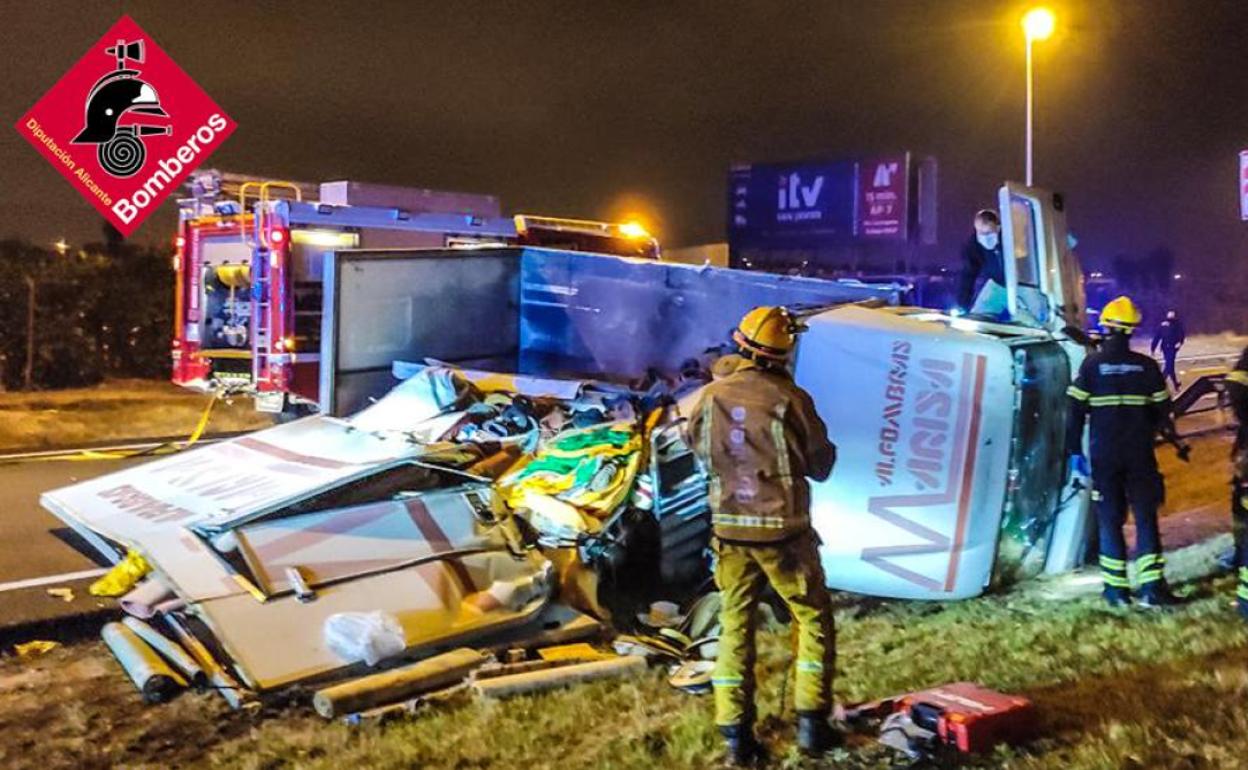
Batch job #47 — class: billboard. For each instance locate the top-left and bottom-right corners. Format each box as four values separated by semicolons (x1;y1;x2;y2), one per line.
728;153;923;256
729;159;856;247
857;155;911;240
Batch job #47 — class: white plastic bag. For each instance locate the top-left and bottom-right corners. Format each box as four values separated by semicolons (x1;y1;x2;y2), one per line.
323;611;405;666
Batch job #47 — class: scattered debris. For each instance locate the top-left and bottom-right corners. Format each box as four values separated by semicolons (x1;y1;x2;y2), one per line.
314;648;487;719
471;655;646;699
323;611;406;668
121;617;208;689
43;364;715;718
45;587;74;603
13;640;60;657
668;659;714;695
100;622;186;704
536;643;610;662
89;549;150;598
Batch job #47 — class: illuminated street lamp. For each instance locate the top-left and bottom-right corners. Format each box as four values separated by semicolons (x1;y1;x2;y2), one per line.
618;221;650;239
1021;7;1055;186
53;238;69;255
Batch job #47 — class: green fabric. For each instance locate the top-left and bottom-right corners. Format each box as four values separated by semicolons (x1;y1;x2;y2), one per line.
509;425;636;483
546;425;635;454
712;533;835;726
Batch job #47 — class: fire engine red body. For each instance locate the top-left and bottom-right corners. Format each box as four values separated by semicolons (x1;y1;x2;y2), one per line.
170;172;659;414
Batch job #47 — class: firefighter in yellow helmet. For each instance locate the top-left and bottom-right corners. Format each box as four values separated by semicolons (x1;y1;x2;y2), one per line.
1066;296;1182;609
686;306;837;764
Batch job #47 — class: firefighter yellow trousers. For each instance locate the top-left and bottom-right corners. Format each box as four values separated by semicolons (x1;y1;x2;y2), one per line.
712;531;835;727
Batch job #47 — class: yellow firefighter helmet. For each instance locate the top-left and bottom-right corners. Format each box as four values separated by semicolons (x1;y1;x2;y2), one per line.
733;306;804;361
1100;295;1143;332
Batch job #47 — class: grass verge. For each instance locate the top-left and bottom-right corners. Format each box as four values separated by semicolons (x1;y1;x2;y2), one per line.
0;379;274;452
2;574;1245;770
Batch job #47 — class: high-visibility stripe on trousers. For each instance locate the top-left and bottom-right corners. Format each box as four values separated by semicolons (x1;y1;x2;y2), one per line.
1135;552;1166;586
1099;554;1128;589
1093;460;1167;597
712;531;835;727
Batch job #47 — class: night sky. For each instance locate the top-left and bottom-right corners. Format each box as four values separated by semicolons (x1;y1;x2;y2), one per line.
3;0;1246;276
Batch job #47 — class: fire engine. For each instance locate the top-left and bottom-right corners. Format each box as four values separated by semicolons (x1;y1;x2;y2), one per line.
171;171;659;414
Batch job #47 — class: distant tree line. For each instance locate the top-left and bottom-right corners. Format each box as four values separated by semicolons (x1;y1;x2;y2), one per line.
0;224;172;390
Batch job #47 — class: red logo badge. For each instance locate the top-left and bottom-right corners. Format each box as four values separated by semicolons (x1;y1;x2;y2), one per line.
15;16;236;236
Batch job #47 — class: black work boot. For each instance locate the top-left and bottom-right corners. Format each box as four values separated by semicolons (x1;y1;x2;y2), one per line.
1137;584;1181;610
797;711;836;756
719;724;763;767
1102;587;1132;609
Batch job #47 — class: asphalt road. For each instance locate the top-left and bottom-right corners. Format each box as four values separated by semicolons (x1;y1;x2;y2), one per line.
0;456;149;638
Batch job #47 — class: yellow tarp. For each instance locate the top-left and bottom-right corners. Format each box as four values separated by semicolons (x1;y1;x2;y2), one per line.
89;548;151;598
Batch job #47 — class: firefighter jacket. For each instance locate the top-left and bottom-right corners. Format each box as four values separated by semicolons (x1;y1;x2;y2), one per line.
687;361;836;543
1225;347;1248;455
1065;333;1172;466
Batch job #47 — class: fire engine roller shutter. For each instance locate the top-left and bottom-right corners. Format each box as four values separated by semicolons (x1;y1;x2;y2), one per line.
320;249;522;416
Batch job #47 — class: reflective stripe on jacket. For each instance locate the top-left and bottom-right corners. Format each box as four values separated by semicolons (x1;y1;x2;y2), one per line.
686;360;835;543
1065;334;1172;465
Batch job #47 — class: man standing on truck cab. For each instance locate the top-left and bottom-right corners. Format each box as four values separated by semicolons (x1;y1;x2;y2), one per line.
957;209;1006;316
687;306;837;765
1066;296;1180;609
1221;348;1248;621
1150;309;1186;390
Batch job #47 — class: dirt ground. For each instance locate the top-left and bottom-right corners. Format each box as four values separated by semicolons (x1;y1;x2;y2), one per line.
0;379;275;452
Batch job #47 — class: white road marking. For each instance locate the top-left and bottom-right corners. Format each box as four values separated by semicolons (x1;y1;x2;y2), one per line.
0;568;107;594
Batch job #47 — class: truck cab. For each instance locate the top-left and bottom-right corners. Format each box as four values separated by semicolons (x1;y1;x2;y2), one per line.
793;182;1091;598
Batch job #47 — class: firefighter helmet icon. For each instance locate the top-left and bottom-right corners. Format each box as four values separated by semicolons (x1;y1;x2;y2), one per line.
71;39;172;178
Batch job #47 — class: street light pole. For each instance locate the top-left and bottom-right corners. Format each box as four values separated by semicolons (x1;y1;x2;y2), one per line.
1025;35;1034;186
1021;7;1055;187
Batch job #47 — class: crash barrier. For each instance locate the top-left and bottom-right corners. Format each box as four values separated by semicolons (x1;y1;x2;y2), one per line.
0;392;219;465
1171;370;1228;420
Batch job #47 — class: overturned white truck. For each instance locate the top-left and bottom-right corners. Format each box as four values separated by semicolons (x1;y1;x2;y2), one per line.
45;180;1090;643
311;181;1090;600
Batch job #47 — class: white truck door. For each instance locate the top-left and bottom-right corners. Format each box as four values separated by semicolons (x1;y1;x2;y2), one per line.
998;183;1093;573
998;182;1086;335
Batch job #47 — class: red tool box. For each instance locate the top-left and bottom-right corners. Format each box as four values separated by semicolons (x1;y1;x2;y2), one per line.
893;682;1035;753
843;682;1035;758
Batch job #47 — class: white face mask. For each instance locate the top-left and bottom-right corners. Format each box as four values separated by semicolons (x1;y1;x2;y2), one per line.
976;232;999;250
